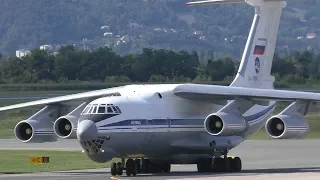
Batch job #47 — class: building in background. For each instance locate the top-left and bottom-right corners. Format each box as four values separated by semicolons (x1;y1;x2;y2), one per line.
40;45;54;52
16;49;31;58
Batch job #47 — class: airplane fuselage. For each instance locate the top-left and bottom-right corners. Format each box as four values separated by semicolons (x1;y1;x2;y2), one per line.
76;84;276;164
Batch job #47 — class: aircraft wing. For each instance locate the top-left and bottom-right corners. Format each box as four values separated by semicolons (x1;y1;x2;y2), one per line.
173;84;320;102
0;86;124;112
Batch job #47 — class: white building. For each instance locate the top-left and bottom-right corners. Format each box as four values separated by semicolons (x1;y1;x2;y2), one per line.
40;45;53;51
16;49;31;58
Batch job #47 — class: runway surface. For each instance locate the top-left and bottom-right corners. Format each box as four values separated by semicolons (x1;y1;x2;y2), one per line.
1;139;320;179
0;139;81;150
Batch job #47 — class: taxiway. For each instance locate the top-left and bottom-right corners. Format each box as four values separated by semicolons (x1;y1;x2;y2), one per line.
0;139;320;179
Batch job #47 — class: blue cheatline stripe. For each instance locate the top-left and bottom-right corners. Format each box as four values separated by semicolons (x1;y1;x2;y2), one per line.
239;15;260;76
97;126;203;130
97;103;276;130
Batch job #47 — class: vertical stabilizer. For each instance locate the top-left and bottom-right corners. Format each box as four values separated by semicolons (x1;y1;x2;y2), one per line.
187;0;287;89
230;0;287;89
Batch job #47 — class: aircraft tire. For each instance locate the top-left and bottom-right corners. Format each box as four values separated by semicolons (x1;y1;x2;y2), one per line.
227;157;234;172
223;157;231;172
150;163;160;173
111;162;117;176
135;159;141;174
234;157;242;172
126;159;136;176
116;162;123;175
215;158;224;172
197;159;211;173
162;163;171;173
142;159;150;173
197;162;204;173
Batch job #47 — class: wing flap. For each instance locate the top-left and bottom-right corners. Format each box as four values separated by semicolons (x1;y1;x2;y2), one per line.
173;84;320;102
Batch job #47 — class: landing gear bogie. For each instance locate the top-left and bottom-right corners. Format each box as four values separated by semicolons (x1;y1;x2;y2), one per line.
197;156;242;173
110;158;171;177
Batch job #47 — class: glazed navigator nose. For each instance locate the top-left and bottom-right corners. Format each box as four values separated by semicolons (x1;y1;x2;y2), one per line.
77;120;97;141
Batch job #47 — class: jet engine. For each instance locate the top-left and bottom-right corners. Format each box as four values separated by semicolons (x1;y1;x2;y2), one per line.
14;119;57;143
204;112;248;136
53;102;87;139
265;115;309;139
53;115;78;139
14;105;60;143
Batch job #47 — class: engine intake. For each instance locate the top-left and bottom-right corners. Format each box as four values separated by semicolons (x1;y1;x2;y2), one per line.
14;120;57;143
204;112;248;136
54;116;78;139
265;115;309;139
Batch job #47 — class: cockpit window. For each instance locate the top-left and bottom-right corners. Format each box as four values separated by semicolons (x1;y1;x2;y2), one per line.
107;107;113;113
91;105;97;113
112;106;118;113
82;105;91;114
98;106;105;114
116;106;122;113
81;104;122;115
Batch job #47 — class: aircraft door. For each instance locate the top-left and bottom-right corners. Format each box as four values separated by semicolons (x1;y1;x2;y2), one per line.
167;118;171;132
141;119;154;147
146;119;154;140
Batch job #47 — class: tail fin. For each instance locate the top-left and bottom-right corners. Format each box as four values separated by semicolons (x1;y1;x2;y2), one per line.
187;0;287;89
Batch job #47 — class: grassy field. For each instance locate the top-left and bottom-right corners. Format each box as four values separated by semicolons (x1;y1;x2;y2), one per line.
0;150;116;173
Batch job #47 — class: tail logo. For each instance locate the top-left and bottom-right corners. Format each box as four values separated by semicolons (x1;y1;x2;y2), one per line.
255;57;260;73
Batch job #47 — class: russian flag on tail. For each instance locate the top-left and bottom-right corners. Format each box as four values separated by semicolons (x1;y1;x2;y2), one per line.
253;38;267;55
254;45;265;55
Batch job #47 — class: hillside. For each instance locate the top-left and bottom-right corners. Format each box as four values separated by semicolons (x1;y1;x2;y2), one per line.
0;0;319;58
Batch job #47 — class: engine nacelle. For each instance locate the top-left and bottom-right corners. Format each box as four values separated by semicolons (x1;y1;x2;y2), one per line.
204;112;248;136
53;102;87;139
265;115;309;139
14;119;57;143
53;115;78;139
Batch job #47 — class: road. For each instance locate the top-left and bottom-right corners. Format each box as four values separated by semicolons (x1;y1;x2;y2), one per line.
0;139;320;179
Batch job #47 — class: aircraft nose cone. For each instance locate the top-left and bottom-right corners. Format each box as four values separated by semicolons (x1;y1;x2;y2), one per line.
77;120;97;141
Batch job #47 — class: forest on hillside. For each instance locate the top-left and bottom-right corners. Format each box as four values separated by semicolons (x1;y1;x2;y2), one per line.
0;46;319;87
0;0;319;58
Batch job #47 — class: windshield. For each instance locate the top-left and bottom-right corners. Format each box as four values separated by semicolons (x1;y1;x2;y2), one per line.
81;104;121;115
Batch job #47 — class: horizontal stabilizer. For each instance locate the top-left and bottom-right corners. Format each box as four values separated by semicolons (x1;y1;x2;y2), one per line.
186;0;286;7
186;0;245;6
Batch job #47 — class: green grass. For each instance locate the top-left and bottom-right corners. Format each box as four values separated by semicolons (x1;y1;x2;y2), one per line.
0;150;116;173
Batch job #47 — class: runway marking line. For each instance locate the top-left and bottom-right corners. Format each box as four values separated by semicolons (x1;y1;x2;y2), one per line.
110;176;118;180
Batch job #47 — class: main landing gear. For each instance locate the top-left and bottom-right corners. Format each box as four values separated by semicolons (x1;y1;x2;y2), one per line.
111;158;171;176
197;150;242;173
